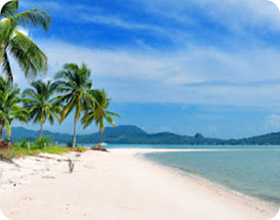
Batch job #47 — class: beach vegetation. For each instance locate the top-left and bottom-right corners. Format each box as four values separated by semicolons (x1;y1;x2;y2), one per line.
22;80;61;138
33;136;52;149
0;144;69;158
0;2;121;157
0;0;51;81
55;63;99;148
82;89;120;150
15;136;54;150
0;77;28;141
0;137;87;159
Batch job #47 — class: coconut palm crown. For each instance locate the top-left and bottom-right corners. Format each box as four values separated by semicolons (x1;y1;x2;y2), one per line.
0;0;51;81
0;77;28;141
55;63;98;148
82;89;120;147
22;80;60;139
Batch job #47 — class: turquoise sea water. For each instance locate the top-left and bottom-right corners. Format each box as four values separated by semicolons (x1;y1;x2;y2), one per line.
139;146;280;206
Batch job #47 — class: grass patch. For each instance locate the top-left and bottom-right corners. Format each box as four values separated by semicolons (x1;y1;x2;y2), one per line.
0;147;41;158
41;145;71;155
0;137;88;159
0;145;76;159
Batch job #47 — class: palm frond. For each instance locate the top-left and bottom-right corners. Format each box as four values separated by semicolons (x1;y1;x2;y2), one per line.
60;96;76;122
81;88;121;132
8;30;47;79
12;8;51;31
23;79;60;131
106;110;121;118
81;111;95;129
0;76;28;138
104;114;115;127
0;0;18;18
1;51;12;81
0;1;50;81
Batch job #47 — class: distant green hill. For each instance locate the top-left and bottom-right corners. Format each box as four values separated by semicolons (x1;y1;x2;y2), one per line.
9;125;280;145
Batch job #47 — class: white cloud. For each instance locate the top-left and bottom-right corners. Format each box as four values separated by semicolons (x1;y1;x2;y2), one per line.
22;0;162;32
143;0;280;31
79;14;163;32
16;0;280;108
17;27;29;36
12;39;278;109
22;0;280;43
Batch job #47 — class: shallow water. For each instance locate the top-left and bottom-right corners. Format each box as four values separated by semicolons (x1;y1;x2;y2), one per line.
142;146;280;205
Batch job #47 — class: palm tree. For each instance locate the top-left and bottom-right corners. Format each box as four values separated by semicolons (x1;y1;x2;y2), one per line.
0;0;51;81
0;77;28;141
22;80;60;139
82;89;120;148
55;63;98;148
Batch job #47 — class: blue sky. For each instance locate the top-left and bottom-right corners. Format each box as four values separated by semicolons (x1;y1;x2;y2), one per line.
10;0;280;138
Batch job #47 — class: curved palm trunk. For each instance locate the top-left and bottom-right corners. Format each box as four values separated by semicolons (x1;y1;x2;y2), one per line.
39;122;43;139
0;119;4;142
72;118;78;148
0;41;5;66
98;129;102;146
0;125;3;142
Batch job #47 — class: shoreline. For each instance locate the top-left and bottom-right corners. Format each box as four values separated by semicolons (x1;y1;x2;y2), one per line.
0;148;279;220
135;149;279;212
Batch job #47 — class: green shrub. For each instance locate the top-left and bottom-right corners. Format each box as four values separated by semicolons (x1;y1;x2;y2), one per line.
2;138;88;159
15;139;29;148
33;136;52;149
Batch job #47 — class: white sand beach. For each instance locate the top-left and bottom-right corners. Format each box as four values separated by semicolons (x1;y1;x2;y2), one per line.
0;149;278;220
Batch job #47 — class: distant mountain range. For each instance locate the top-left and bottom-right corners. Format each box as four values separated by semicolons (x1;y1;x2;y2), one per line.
9;125;280;145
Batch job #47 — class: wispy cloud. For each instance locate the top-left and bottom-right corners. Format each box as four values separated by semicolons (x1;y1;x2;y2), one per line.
184;79;280;87
22;0;280;50
143;0;280;31
16;39;278;109
79;14;163;32
15;0;280;137
23;0;163;32
18;1;280;109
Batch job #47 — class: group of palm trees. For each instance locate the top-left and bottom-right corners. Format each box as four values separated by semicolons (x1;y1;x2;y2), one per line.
0;62;120;148
0;0;120;148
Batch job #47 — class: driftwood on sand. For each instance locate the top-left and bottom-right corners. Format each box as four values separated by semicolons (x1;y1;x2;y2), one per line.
0;155;20;167
33;155;75;173
68;159;74;173
33;155;70;162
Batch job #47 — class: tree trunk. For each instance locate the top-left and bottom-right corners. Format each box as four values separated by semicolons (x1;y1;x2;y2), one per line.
0;41;5;65
72;119;78;148
39;122;43;139
0;125;3;142
98;129;102;146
